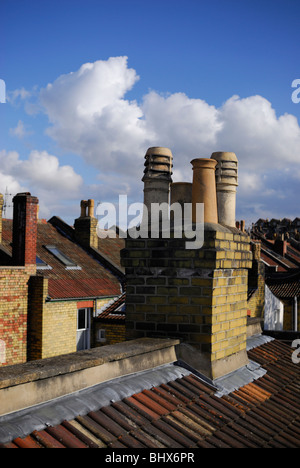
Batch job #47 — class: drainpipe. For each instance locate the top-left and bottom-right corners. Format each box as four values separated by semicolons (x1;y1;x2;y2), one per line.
294;296;298;332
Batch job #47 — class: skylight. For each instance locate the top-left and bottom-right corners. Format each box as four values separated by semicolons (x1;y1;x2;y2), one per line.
45;245;81;269
36;256;52;270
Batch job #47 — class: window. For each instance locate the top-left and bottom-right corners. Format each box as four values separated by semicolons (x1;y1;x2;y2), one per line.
36;256;52;270
0;339;6;364
97;329;106;343
77;308;91;351
45;245;81;269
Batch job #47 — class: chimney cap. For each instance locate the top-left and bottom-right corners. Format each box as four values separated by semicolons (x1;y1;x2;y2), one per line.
210;152;238;162
145;147;173;158
190;158;217;169
14;192;32;196
13;192;39;203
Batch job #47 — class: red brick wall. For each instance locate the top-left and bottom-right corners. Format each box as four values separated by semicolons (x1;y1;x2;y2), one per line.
0;266;35;366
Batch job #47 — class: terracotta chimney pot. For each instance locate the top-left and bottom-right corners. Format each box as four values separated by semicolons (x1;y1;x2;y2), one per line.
190;158;218;224
87;199;95;218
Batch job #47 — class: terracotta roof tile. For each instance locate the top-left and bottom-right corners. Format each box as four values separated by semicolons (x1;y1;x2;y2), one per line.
2;339;300;448
267;269;300;299
1;219;121;300
96;292;126;320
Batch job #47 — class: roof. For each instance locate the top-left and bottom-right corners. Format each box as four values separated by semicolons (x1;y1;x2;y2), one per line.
260;246;298;271
1;337;300;448
48;216;125;271
1;219;121;300
260;251;290;272
96;292;126;321
96;237;125;271
251;231;300;271
266;269;300;299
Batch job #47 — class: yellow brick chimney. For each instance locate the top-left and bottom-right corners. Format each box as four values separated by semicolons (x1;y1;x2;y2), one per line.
121;148;253;380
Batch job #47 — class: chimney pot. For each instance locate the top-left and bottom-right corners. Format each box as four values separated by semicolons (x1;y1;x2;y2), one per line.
210;152;238;227
170;182;192;221
190;158;218;224
142;147;173;225
80;200;87;217
87;199;95;218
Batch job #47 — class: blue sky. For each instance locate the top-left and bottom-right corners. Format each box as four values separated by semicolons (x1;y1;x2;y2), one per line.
0;0;299;225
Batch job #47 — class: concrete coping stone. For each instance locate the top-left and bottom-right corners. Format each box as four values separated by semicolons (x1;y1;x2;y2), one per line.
0;338;180;390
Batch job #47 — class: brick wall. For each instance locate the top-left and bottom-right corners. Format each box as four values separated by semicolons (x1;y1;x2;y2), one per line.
283;299;300;331
42;301;78;358
0;266;35;366
247;262;265;318
121;227;252;377
28;276;78;360
94;322;125;347
247;242;265;319
28;280;115;359
74;216;98;249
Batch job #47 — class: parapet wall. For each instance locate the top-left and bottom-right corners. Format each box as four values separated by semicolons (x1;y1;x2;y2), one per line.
0;338;179;416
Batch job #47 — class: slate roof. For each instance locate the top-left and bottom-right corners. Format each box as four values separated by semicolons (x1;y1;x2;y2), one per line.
1;219;121;300
1;337;300;448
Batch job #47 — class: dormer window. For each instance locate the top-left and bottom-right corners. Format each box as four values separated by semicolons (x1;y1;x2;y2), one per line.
44;245;81;270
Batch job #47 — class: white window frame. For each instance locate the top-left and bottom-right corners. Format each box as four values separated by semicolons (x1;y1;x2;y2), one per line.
96;329;106;343
76;308;92;350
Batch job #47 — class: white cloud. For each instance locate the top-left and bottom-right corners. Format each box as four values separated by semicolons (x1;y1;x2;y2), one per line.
34;57;300;222
9;120;32;139
0;150;83;219
40;56;152;177
7;87;31;103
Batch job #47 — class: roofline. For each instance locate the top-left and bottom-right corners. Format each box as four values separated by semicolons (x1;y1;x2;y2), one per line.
46;294;120;303
266;267;300;283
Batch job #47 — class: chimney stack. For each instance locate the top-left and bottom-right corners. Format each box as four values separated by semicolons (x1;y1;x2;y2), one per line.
122;149;252;381
12;192;39;266
274;236;287;257
74;199;98;249
210;152;238;227
191;158;218;224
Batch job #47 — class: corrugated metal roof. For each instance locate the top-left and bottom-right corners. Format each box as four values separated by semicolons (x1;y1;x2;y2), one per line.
1;338;300;448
